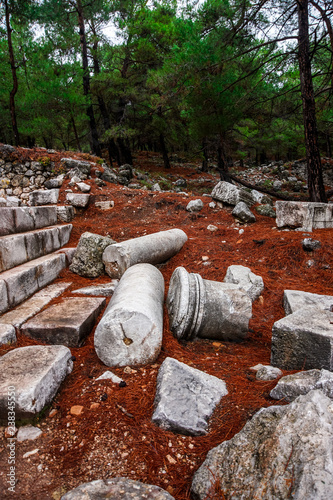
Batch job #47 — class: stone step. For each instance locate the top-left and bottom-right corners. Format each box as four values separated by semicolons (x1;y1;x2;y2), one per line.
0;345;73;420
0;282;72;329
0;252;67;314
0;224;72;272
0;206;58;236
21;297;106;347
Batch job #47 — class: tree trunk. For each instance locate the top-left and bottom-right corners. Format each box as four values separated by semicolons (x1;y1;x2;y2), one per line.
217;134;230;181
201;138;208;172
160;133;170;169
297;0;327;202
4;0;20;146
76;0;101;156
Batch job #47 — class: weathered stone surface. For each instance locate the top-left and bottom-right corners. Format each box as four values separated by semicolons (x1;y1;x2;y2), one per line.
152;357;228;436
95;200;114;210
72;281;118;296
211;181;239;205
251;190;273;205
56;247;76;265
29;189;59;206
256;365;282;381
0;324;16;345
101;168;117;184
302;238;321;251
0;282;71;328
70;232;116;278
271;306;333;370
276;200;333;231
223;265;264;302
96;371;124;383
0;225;72;272
21;297;106;347
270;369;333;402
57;205;75;222
191;390;333;500
60;158;91;175
44;175;64;189
76;182;91;193
283;289;333;315
0;206;57;236
167;267;252;342
0;253;66;311
17;425;43;442
255;204;276;217
66;192;90;208
61;478;175;500
0;345;73;420
6;195;21;206
186;199;204;212
0;279;9;314
232;201;256;223
94;264;164;367
103;228;188;278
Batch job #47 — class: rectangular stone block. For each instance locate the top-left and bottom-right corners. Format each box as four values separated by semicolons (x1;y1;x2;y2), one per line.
29;189;59;206
21;297;106;347
0;279;9;314
14;207;35;233
0;233;28;272
276;201;333;231
57;206;75;222
0;252;67;312
283;290;333;315
0;208;15;236
58;224;72;246
30;206;58;228
271;307;333;370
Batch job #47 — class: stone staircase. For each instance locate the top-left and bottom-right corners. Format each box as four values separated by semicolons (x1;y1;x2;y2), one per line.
0;205;72;315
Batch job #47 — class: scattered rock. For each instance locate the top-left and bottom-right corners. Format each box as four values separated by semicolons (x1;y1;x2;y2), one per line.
70;406;84;416
61;478;175;500
211;181;239;206
96;371;124;384
76;182;91;193
152;357;228;436
23;449;39;459
186;199;204;212
256;365;282;381
207;224;218;232
17;425;43;442
191;390;333;500
255;204;276;217
270;369;333;401
302;238;321;251
232;202;256;223
95;200;114;210
66;193;90;208
223;265;264;302
72;281;118;297
69;232;116;278
61;158;91;176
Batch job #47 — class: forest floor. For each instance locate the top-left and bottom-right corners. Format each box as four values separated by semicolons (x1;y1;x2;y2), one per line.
1;149;333;499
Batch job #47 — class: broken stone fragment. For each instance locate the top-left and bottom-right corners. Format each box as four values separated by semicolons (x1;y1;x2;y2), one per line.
283;289;333;315
61;478;175;500
0;324;16;345
223;264;264;302
102;228;187;279
0;345;73;420
191;390;333;500
17;425;43;442
270;369;333;402
186;199;203;212
94;263;164;367
256;365;282;381
72;281;118;297
66;192;90;208
232;201;256;223
21;297;106;347
70;232;116;278
167;266;252;342
152;357;228;435
271;306;333;370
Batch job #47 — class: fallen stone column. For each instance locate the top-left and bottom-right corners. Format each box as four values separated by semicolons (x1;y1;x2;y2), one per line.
167;267;252;341
94;263;164;367
102;228;188;278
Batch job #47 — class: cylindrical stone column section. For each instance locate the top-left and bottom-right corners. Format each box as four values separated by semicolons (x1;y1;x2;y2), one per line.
102;228;188;278
167;267;252;342
94;263;164;367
